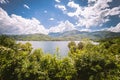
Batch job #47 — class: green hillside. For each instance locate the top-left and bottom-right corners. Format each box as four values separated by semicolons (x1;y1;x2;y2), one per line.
11;34;52;41
3;30;120;41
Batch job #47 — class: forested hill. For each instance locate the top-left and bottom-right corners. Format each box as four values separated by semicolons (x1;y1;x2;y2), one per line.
3;30;120;41
9;34;52;41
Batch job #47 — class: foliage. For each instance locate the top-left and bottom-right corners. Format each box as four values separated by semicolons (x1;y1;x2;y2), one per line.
0;36;120;80
0;35;16;48
68;38;120;80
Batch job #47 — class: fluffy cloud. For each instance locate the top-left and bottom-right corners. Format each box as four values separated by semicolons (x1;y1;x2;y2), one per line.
60;0;120;28
0;0;9;4
49;20;75;33
49;18;54;21
55;4;66;12
79;28;92;32
67;1;80;9
0;8;48;35
24;4;30;9
55;0;61;3
44;10;47;13
108;23;120;32
0;8;76;34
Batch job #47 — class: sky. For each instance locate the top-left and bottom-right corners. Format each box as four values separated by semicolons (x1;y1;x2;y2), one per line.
0;0;120;35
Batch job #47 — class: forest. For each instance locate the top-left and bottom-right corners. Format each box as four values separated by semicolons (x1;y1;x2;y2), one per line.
0;35;120;80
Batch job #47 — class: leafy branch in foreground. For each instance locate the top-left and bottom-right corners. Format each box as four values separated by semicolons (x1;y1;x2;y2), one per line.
0;35;120;80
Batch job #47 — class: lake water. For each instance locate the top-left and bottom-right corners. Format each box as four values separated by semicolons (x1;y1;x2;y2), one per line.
17;41;99;56
17;41;79;56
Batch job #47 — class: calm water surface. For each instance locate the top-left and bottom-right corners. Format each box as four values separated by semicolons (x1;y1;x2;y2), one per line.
17;41;80;56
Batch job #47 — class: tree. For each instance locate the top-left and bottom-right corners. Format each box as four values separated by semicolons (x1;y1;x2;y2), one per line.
77;42;84;50
55;57;77;80
0;35;16;48
16;42;32;55
68;41;76;49
0;36;120;80
68;41;77;57
0;46;16;80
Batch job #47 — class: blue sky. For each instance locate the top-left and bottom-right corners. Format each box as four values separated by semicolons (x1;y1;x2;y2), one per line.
0;0;120;34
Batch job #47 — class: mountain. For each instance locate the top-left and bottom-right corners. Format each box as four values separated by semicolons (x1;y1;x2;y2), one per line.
3;30;120;41
49;30;86;37
48;32;61;37
49;30;120;41
11;34;52;41
89;31;120;38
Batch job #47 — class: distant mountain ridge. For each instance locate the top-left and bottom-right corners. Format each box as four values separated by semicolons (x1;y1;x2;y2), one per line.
2;30;120;41
48;30;120;40
49;30;87;37
10;34;52;41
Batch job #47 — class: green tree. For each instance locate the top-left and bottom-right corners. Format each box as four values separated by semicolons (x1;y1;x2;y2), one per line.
74;52;119;80
77;42;84;50
68;41;77;57
16;42;32;55
0;46;16;80
0;35;16;48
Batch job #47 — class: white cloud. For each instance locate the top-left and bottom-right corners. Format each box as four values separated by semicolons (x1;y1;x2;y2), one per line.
88;0;97;3
108;23;120;32
0;0;9;4
0;8;48;35
0;8;77;35
67;1;80;9
79;28;92;32
58;0;120;29
24;4;30;9
55;4;66;12
105;7;120;16
49;18;54;21
49;20;75;33
44;10;47;13
55;0;61;3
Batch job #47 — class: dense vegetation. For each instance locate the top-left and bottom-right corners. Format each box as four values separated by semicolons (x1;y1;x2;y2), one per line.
0;35;120;80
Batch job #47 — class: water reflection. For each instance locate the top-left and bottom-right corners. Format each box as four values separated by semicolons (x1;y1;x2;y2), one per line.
17;41;71;56
17;41;98;56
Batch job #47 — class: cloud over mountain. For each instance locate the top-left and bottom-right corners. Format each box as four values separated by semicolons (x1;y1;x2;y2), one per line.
0;0;120;35
0;8;76;34
0;8;48;35
58;0;120;29
108;23;120;32
49;20;75;33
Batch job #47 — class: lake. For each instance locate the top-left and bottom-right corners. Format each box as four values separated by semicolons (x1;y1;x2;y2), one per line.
17;41;79;56
17;41;99;56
